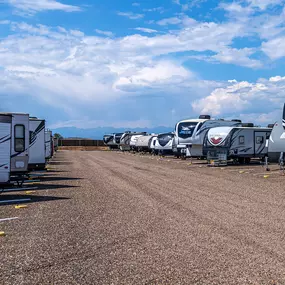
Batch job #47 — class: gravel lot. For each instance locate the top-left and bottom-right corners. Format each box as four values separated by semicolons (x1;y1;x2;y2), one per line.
1;150;285;285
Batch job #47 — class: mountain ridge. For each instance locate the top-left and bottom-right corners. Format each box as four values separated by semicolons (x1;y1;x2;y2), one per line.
51;126;174;139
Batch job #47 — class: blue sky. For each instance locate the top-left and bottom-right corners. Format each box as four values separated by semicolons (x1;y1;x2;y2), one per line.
0;0;285;130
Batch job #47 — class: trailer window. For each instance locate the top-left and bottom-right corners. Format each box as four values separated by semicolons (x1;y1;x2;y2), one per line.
15;125;25;152
256;136;264;144
239;136;245;144
178;122;198;139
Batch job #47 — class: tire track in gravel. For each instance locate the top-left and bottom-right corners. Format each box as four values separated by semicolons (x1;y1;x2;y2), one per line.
84;152;285;283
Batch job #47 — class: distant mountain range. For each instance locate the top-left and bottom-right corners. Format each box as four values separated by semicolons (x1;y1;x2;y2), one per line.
51;126;174;139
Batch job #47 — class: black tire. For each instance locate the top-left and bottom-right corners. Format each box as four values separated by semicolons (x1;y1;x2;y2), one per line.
238;157;245;164
245;157;251;164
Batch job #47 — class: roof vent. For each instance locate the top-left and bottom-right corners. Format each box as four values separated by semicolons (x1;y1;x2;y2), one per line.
242;123;254;127
267;124;274;128
232;119;242;123
199;115;211;120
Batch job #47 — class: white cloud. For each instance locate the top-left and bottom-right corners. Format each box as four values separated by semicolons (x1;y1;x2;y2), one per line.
3;0;81;15
0;20;10;25
173;0;206;11
143;7;164;12
95;29;114;37
245;0;283;10
114;61;192;91
157;17;182;26
192;77;285;122
1;1;284;127
262;36;285;59
132;2;140;7
212;47;262;68
117;11;144;20
269;76;285;82
133;27;158;34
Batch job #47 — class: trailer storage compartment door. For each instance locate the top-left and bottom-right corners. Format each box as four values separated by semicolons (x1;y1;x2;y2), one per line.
0;123;11;183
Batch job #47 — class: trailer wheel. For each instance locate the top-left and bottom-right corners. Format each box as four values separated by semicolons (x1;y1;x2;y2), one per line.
238;157;245;164
245;157;251;164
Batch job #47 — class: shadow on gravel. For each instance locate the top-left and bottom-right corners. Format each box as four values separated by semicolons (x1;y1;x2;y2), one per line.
45;170;70;173
48;161;73;165
35;184;80;191
39;176;83;182
0;194;69;206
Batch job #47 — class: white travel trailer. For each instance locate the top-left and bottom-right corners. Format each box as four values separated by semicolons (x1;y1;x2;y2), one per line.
0;112;29;182
150;136;158;155
203;124;272;166
268;104;285;162
53;136;59;152
0;114;12;184
130;134;146;151
172;115;242;158
103;134;118;150
28;117;46;170
135;135;156;152
119;132;146;151
45;129;53;160
113;133;124;147
154;133;174;155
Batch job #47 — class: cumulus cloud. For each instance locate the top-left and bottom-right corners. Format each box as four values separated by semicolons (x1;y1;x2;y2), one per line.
1;0;285;128
3;0;81;15
192;77;285;123
114;61;193;91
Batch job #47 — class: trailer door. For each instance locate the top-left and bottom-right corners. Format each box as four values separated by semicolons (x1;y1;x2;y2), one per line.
254;131;267;156
0;123;11;183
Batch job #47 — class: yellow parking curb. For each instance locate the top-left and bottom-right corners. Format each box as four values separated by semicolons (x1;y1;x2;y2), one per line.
15;205;28;209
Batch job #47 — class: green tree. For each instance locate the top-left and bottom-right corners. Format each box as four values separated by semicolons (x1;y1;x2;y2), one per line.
54;133;63;140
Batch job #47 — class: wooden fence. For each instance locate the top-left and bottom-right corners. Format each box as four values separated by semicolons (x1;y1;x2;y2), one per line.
59;139;105;147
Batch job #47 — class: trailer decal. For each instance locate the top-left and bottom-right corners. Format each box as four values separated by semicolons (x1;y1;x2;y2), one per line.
0;136;11;144
239;147;252;153
0;134;10;142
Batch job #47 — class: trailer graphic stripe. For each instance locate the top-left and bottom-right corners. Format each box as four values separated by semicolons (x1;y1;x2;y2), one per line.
30;120;45;146
0;134;10;142
0;136;11;145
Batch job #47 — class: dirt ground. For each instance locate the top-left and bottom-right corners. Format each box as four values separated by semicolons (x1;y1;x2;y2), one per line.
1;150;285;285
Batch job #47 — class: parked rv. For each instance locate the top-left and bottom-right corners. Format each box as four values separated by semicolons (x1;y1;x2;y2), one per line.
53;136;59;152
45;129;53;160
28;117;46;170
268;104;285;162
113;133;124;146
103;134;118;150
154;132;174;155
150;136;158;155
119;132;146;151
172;115;242;159
4;113;30;173
203;124;272;166
0;114;12;184
135;135;156;153
130;134;146;151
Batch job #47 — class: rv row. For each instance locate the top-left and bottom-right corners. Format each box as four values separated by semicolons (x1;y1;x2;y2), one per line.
0;113;58;185
104;104;285;166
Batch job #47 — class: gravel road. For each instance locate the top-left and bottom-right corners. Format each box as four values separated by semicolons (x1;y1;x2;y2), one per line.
1;150;285;285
